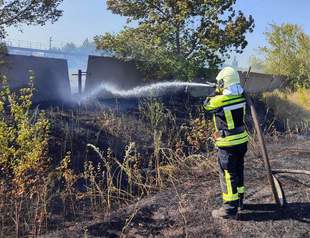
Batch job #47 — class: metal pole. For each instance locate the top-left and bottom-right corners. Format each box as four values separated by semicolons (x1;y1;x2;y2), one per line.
78;69;82;95
49;37;53;50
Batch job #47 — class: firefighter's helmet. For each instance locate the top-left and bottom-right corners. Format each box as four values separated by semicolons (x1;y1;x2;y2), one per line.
216;67;240;89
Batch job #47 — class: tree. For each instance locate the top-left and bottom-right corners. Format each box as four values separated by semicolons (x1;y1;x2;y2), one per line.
81;38;96;50
0;0;63;39
248;55;266;73
261;23;310;90
95;0;254;81
62;42;77;52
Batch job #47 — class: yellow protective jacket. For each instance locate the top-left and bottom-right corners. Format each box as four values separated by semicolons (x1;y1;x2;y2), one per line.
203;94;249;147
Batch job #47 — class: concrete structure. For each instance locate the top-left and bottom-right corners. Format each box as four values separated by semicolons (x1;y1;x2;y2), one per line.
0;54;71;103
239;71;284;93
85;56;144;92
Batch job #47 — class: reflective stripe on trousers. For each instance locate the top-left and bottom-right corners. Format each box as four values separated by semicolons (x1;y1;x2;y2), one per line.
223;170;239;201
218;143;247;204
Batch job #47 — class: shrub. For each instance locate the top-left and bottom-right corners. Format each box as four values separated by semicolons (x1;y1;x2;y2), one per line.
0;73;50;237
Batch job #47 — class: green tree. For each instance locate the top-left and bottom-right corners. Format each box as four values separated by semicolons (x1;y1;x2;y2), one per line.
261;23;310;90
95;0;254;81
0;0;63;39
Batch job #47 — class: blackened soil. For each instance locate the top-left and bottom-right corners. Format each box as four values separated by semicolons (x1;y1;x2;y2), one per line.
43;137;310;238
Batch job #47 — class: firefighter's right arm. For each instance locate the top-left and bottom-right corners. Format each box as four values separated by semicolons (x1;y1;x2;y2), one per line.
203;95;222;112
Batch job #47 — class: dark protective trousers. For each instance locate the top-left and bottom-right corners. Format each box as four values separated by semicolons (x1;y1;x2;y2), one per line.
218;143;248;211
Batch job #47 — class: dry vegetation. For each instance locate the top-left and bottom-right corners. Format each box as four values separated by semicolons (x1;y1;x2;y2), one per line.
43;134;310;238
0;82;309;237
0;75;49;237
263;88;310;130
0;86;217;237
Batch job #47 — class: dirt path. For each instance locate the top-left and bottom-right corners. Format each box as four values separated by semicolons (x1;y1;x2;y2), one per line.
43;138;310;238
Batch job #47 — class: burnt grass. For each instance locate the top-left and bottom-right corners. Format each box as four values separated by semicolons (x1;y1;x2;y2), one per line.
46;95;208;172
41;96;310;238
43;137;310;238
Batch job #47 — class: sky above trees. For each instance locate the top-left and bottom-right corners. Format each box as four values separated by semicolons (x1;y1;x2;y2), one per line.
6;0;310;68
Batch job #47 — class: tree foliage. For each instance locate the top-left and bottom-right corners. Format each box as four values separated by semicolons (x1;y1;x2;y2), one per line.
95;0;254;81
261;23;310;90
0;0;63;39
59;38;96;53
62;42;77;52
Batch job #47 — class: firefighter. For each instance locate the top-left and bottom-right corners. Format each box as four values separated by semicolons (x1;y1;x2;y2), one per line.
204;67;248;219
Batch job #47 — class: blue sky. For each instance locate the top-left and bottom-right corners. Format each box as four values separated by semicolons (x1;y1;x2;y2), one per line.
6;0;310;68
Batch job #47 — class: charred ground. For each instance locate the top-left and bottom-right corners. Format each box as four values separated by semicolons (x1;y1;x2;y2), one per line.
43;136;310;238
2;94;308;237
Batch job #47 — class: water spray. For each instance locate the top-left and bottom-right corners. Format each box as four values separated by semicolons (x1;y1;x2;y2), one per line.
82;81;217;101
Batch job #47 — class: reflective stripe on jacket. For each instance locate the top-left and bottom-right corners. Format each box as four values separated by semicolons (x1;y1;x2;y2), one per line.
203;94;248;147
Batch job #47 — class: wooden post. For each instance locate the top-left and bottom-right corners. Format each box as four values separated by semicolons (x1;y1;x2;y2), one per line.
247;97;281;206
244;68;282;206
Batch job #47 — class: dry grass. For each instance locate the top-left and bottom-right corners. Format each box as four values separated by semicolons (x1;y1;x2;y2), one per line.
0;97;216;237
2;93;309;237
263;88;310;130
54;135;310;238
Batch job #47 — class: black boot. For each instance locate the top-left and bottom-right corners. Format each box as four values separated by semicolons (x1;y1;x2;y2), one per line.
212;201;238;220
212;207;238;220
239;193;244;210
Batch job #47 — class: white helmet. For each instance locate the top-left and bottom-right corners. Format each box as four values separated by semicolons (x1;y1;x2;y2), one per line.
216;67;240;89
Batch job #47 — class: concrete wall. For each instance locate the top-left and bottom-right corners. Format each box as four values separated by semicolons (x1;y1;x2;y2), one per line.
85;56;144;92
0;54;71;103
239;71;284;93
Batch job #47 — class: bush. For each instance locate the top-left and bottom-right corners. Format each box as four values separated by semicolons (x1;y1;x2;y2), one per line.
0;73;50;237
